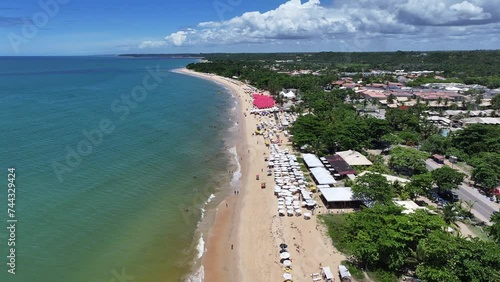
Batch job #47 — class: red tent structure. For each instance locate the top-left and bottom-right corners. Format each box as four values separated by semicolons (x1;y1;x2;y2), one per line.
252;94;275;109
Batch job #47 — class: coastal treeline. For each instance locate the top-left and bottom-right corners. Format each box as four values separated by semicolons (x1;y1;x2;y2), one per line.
187;61;336;94
188;50;500;88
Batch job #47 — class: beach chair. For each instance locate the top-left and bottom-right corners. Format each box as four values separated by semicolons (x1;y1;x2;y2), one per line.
311;273;322;281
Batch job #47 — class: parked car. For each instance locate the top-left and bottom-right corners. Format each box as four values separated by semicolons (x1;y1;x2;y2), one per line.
438;189;459;202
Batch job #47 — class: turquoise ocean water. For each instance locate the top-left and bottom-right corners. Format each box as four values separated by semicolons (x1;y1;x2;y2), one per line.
0;56;238;282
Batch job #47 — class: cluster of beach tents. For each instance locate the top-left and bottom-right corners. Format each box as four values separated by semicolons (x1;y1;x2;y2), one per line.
268;144;317;218
252;94;275;109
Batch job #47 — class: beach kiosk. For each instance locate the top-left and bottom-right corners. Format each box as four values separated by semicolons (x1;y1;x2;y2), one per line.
321;266;334;282
338;265;352;282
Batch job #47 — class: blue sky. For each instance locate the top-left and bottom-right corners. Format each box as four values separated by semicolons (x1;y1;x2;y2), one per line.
1;0;499;55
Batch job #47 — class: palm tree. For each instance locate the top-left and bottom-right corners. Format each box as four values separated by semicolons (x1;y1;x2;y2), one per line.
475;94;484;107
461;200;476;218
387;94;395;104
442;203;460;232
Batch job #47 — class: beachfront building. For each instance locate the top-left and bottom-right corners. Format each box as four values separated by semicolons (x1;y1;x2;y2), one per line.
460;117;500;126
318;187;360;209
302;153;324;168
335;150;373;166
310;167;337;186
393;200;429;214
279;89;297;100
324;155;357;179
356;171;410;185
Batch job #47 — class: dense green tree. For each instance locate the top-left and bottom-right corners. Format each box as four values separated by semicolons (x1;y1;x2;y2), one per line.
420;134;449;155
492;95;500;110
386;108;420;132
445;147;469;161
469;152;500;172
381;133;404;146
405;173;434;200
389;147;429;176
352;173;395;204
346;206;445;271
367;155;393;175
487;212;500;244
366;117;391;144
431;166;465;191
472;164;499;191
452;124;500;156
397;130;420;146
289;114;324;147
416;230;500;282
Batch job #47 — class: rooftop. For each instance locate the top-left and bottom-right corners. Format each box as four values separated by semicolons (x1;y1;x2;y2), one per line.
336;150;373;166
319;187;355;202
357;171;410;185
393;200;428;214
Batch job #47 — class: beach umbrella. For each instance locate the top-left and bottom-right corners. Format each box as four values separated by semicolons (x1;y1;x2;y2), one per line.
280;252;290;259
287;209;294;216
283;260;292;266
295;209;302;215
279;243;288;249
283;273;292;280
304;212;312;219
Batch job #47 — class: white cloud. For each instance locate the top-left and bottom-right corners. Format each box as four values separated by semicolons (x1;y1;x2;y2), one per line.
139;40;166;49
139;0;500;49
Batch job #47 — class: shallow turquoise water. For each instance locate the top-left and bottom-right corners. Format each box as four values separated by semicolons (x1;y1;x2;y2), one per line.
0;56;235;282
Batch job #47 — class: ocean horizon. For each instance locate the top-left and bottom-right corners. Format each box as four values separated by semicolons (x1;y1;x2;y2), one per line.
0;56;239;282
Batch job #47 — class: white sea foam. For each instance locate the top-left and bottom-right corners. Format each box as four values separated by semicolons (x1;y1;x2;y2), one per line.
186;265;204;282
228;146;242;187
196;233;205;259
206;194;215;204
199;208;205;223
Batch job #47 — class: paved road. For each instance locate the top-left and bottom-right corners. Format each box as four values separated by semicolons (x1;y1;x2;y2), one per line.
425;159;498;224
455;184;497;223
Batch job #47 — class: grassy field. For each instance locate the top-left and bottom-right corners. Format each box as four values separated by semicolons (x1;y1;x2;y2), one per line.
318;214;351;254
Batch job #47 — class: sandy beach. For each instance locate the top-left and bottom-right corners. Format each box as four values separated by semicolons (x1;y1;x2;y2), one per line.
175;67;346;282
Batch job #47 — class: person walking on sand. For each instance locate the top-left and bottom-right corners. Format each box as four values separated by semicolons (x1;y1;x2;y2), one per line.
231;244;233;250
